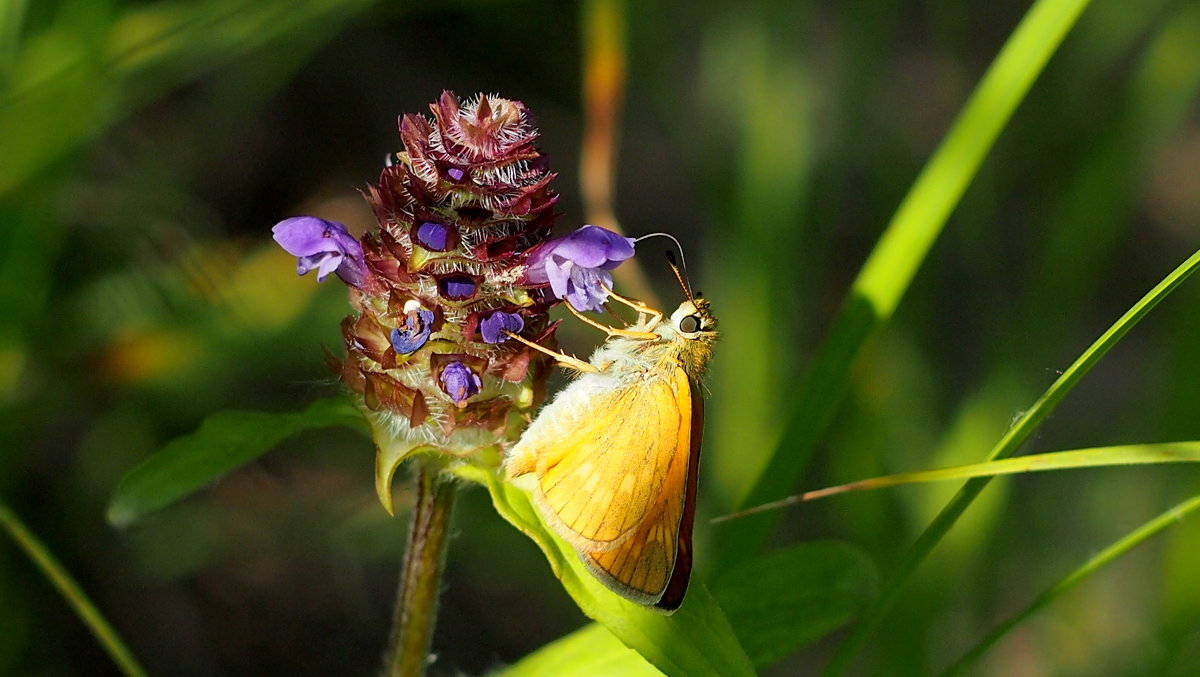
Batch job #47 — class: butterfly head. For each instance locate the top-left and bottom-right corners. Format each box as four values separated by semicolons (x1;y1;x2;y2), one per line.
658;297;717;377
659;248;715;344
668;298;716;336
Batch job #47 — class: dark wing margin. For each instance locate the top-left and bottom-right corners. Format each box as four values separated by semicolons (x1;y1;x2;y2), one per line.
654;383;703;612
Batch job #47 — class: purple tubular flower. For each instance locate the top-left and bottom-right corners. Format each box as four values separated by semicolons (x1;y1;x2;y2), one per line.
272;216;366;287
390;308;435;354
439;361;481;405
480;311;525;344
524;225;635;311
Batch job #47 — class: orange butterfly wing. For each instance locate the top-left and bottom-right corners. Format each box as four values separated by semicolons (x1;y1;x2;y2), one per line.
518;365;700;609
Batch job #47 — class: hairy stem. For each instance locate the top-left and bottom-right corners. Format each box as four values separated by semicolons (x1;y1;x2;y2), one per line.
384;465;458;677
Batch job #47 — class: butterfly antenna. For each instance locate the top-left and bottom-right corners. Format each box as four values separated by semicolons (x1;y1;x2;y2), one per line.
635;232;694;299
665;250;694;301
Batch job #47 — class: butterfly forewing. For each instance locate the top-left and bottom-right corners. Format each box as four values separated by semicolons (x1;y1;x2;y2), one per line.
531;378;676;547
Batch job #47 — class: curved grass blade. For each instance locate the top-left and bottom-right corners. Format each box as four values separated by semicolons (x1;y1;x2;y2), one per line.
0;500;148;677
452;464;755;677
717;442;1200;521
107;396;367;527
822;246;1200;675
717;0;1096;570
941;493;1200;676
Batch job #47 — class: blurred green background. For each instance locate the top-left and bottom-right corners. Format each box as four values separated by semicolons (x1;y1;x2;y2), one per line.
2;0;1199;675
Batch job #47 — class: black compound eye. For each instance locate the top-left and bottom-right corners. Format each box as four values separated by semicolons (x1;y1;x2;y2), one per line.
679;314;701;333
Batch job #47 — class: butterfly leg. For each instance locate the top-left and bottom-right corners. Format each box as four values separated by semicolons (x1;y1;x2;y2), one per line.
603;304;633;327
502;332;601;373
603;288;664;327
565;302;659;340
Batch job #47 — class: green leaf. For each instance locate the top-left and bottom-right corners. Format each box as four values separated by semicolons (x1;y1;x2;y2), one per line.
711;542;878;668
501;623;662;677
107;396;367;527
452;464;756;677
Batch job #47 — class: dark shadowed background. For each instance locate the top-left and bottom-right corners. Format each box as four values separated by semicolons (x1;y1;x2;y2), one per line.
2;0;1199;675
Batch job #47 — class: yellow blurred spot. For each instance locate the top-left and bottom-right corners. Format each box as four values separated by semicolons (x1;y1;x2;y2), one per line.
97;327;200;385
167;239;321;333
106;5;178;70
218;245;320;331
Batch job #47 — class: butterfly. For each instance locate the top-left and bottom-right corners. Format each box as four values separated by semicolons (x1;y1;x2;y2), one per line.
504;283;717;612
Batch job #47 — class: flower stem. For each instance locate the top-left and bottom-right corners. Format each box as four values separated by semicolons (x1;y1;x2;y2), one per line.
384;465;457;677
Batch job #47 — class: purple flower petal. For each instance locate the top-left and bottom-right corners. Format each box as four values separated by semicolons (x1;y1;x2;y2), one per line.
272;216;366;287
480;311;525;344
523;225;635;311
439;361;481;405
295;252;335;277
564;267;613;312
390;308;435;354
549;225;636;268
415;221;454;251
544;258;573;300
438;275;478;301
315;251;344;280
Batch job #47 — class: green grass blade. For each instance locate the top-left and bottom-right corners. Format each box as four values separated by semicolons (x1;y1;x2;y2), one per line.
941;493;1200;676
717;0;1095;569
822;247;1200;675
107;397;367;527
719;442;1200;519
0;500;149;677
452;464;756;677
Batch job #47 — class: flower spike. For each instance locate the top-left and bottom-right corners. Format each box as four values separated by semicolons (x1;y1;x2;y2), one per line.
273;92;576;511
